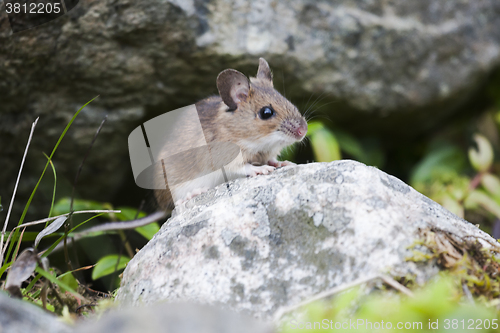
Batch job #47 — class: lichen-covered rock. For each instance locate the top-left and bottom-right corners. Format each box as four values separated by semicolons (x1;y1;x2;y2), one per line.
116;160;494;318
74;302;272;333
1;0;500;218
0;292;70;333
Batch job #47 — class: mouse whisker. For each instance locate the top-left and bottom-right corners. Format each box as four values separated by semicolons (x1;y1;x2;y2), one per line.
281;70;287;99
307;91;336;115
303;91;332;119
302;92;315;116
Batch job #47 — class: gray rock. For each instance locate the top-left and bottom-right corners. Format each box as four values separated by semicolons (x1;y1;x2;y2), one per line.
74;302;272;333
1;0;500;218
0;292;71;333
116;161;495;318
0;279;270;333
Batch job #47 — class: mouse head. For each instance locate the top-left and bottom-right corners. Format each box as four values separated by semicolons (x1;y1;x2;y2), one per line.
216;58;307;153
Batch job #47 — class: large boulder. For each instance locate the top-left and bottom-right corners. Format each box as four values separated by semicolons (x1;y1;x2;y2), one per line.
116;161;494;318
1;0;499;218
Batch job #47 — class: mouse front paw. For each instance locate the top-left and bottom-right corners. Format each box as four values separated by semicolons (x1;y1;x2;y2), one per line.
245;164;275;177
268;158;296;168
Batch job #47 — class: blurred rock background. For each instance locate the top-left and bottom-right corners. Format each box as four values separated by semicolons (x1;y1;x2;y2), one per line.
0;0;500;229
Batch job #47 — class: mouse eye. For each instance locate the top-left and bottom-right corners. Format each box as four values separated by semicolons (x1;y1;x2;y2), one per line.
258;106;275;120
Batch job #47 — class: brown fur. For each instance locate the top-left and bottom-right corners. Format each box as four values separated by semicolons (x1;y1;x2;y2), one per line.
155;58;307;209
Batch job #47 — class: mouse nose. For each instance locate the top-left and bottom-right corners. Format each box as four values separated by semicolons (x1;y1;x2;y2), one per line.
295;119;308;139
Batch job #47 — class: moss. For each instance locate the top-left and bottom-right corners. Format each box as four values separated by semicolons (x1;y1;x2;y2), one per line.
407;227;500;300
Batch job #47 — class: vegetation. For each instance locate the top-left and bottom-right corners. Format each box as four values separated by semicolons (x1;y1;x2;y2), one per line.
0;97;160;318
1;72;500;327
278;273;499;333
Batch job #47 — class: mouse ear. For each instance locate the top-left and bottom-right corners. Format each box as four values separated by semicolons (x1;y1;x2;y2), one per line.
217;69;250;110
256;58;273;85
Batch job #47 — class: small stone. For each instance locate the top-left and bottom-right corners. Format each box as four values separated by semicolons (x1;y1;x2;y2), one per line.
313;212;323;227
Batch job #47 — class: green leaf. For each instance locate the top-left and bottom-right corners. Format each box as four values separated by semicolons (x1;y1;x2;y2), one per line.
404;275;456;318
115;207;158;239
307;122;341;162
410;144;466;185
468;134;494;172
135;223;160;240
334;131;385;167
441;195;464;218
305;121;324;136
92;255;130;280
481;173;500;198
52;198;113;217
334;129;365;160
465;189;500;219
59;272;79;293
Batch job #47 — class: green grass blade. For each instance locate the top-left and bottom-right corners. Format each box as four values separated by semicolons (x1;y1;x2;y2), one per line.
23;273;42;294
42;152;57;222
0;261;12;279
35;266;84;300
135;223;160;240
5;96;99;264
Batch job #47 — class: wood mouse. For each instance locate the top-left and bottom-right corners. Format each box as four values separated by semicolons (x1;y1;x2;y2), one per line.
153;58;307;209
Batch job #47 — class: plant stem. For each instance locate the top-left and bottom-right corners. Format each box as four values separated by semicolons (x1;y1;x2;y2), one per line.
65;115;108;272
0;117;39;265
